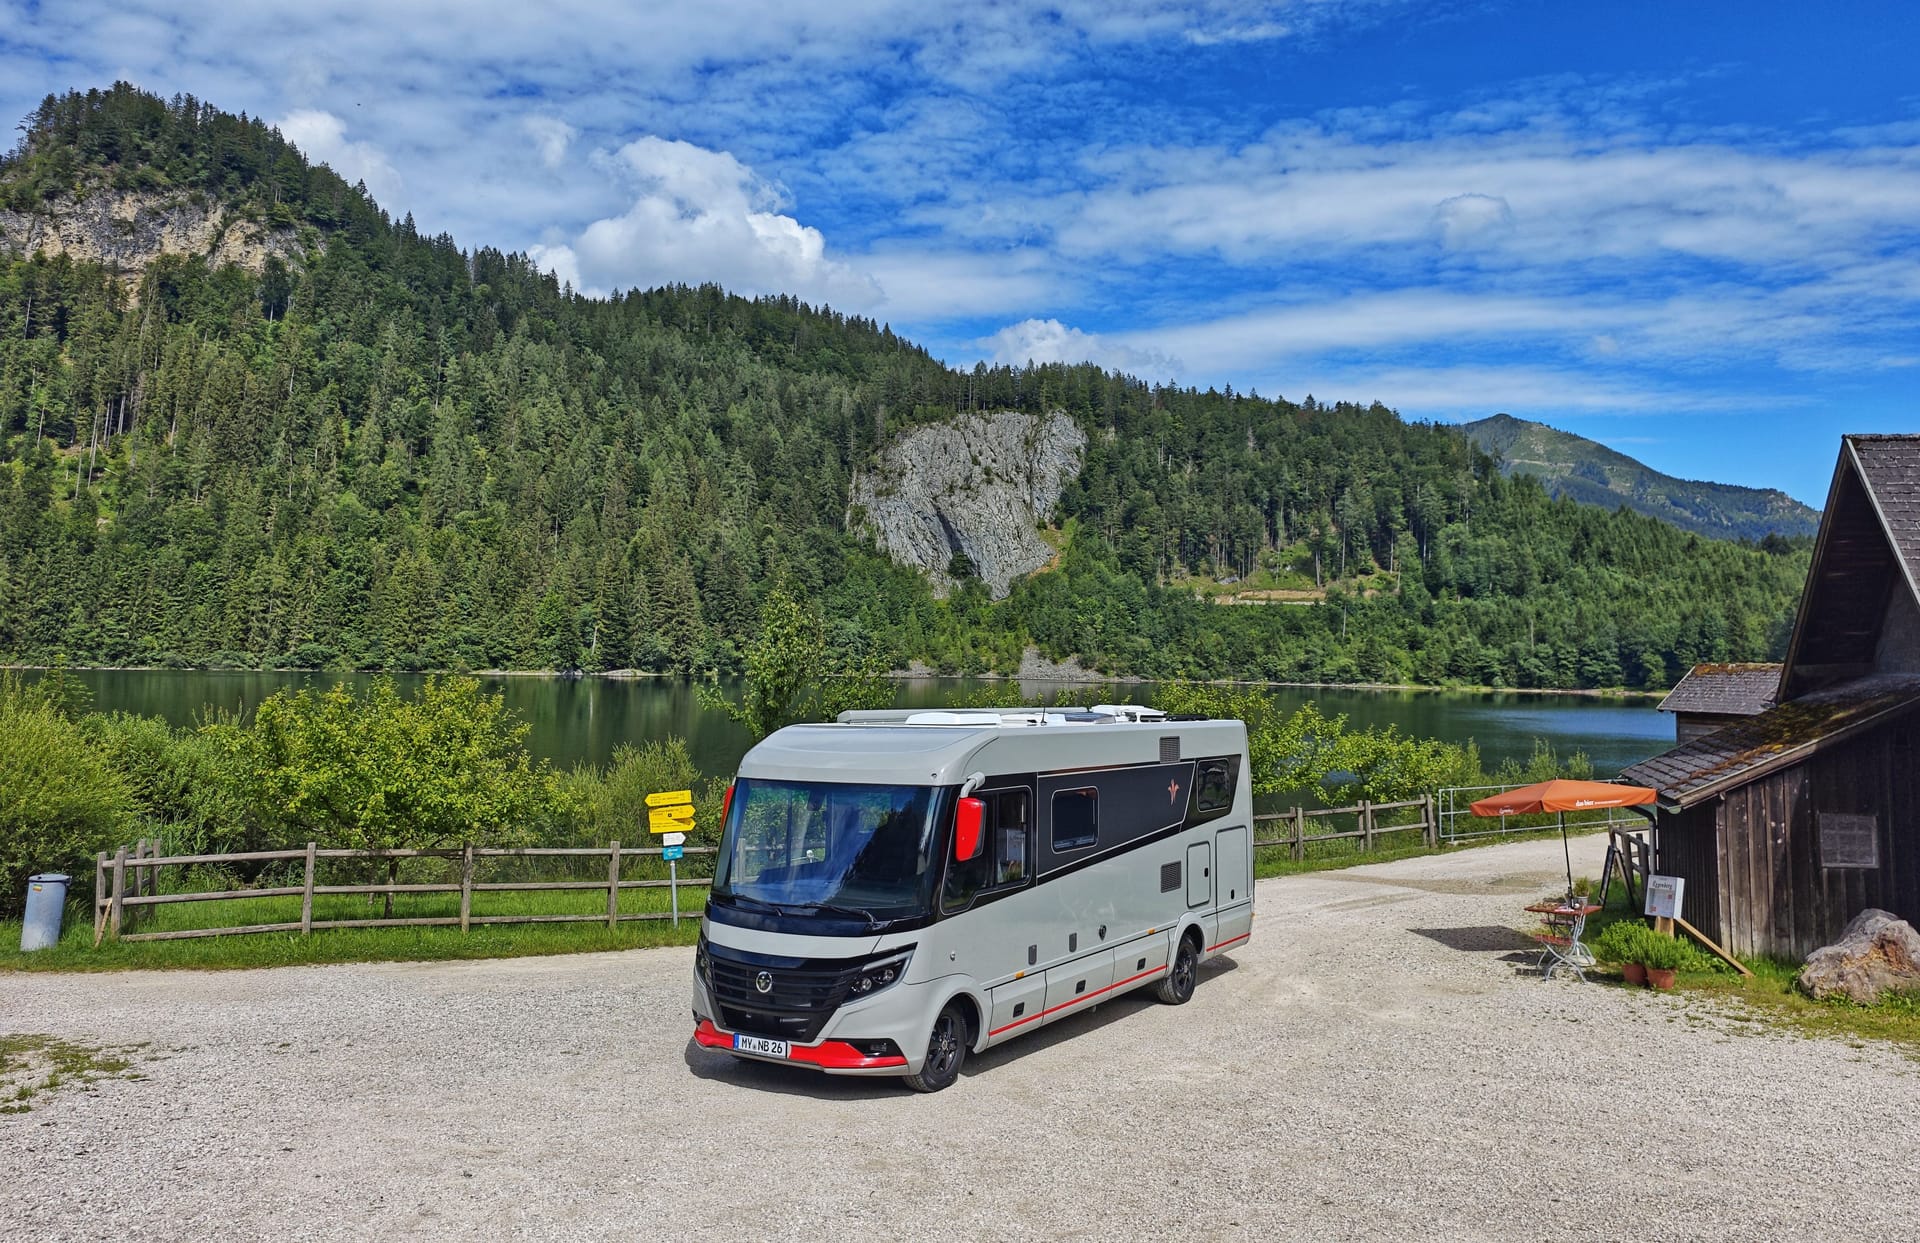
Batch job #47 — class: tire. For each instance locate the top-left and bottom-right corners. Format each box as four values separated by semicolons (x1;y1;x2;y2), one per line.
1157;933;1200;1005
904;1002;969;1093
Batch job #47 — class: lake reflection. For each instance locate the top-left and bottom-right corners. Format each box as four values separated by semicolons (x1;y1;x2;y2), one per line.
63;670;1674;779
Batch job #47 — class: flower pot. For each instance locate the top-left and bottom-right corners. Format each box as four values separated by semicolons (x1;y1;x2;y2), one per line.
1646;967;1677;991
1621;962;1647;987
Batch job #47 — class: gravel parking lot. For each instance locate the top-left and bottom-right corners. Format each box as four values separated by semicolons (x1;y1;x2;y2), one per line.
4;834;1916;1242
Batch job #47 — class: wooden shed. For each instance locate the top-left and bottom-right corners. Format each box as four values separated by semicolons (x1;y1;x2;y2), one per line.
1622;435;1920;959
1655;663;1778;744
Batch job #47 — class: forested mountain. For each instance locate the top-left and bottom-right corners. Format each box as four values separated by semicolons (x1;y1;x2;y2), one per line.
1464;414;1819;542
0;85;1813;690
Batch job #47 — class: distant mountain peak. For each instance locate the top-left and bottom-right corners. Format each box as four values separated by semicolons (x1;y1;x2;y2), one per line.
1462;414;1819;541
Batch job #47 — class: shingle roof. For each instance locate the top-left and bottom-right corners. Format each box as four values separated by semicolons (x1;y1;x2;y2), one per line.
1655;663;1780;717
1622;674;1920;808
1848;435;1920;599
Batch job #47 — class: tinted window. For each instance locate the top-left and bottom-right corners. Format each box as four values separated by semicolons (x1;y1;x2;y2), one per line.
942;788;1032;911
1051;788;1098;851
1196;761;1233;812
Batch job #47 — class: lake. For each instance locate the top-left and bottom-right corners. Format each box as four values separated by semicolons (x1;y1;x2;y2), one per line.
59;670;1677;781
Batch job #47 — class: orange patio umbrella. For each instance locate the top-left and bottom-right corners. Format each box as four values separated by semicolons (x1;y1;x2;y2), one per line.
1469;779;1657;901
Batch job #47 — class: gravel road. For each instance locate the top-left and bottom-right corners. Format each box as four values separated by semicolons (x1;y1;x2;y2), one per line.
4;835;1916;1242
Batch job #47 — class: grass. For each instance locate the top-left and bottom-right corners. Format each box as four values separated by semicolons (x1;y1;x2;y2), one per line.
1562;896;1920;1053
1674;958;1920;1053
1;860;706;973
0;1034;146;1112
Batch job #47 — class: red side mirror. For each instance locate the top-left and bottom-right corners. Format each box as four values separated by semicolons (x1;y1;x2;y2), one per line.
955;797;985;862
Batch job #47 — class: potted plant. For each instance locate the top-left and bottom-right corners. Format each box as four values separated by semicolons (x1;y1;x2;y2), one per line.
1591;921;1650;986
1637;930;1688;990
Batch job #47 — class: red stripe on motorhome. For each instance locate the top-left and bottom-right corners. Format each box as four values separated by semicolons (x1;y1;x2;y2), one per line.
987;964;1168;1038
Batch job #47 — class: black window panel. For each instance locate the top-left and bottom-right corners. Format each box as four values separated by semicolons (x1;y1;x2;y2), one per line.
1040;761;1196;872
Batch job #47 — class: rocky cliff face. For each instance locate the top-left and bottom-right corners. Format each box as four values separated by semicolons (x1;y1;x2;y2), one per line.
850;410;1086;599
0;188;308;278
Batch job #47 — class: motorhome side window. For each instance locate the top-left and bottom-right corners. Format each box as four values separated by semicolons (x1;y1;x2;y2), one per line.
941;788;1032;911
1051;787;1098;851
1196;761;1232;812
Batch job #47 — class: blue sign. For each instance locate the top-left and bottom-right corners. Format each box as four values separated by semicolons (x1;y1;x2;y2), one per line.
661;845;685;861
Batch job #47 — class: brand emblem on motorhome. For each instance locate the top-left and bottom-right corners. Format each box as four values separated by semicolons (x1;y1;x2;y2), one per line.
755;971;774;994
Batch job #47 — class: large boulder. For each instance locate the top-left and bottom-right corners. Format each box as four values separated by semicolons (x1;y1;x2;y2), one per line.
1797;909;1920;1004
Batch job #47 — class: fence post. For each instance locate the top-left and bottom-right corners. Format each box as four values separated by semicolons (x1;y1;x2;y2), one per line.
1292;807;1306;861
108;847;127;940
93;851;108;946
1360;801;1374;852
1424;794;1437;848
300;842;317;935
606;840;621;929
459;843;474;934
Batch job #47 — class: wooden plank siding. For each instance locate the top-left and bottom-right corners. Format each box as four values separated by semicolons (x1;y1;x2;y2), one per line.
1668;720;1919;959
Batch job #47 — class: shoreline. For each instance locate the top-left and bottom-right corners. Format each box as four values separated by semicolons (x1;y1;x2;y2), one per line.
4;663;1664;702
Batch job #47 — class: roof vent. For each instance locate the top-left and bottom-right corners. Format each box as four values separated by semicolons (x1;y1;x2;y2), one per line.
902;711;1004;726
1091;704;1169;723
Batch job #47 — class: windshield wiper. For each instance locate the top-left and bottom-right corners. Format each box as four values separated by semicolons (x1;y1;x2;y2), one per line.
797;902;882;927
720;893;797;917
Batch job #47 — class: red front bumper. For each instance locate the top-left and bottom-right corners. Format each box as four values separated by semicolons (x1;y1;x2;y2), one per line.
693;1019;908;1070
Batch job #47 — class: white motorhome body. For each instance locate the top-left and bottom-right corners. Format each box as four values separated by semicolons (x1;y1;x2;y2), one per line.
691;707;1254;1090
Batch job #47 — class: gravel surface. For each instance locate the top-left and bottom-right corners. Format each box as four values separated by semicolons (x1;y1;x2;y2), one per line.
3;835;1916;1242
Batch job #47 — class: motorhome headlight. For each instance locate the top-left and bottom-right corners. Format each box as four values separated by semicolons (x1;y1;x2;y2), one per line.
694;936;710;981
847;952;912;998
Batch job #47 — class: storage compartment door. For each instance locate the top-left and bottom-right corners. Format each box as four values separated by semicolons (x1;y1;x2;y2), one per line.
986;973;1049;1045
1041;948;1115;1023
1215;826;1249;907
1213;826;1254;948
1186;841;1212;907
1113;933;1170;990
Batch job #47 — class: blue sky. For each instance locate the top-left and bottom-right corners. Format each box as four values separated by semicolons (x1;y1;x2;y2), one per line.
4;0;1918;505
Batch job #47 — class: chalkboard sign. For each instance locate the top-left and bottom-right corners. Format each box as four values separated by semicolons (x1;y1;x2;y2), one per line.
1818;813;1879;869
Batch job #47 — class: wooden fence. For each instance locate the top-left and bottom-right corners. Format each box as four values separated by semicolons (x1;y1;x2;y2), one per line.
1251;796;1437;859
92;841;714;945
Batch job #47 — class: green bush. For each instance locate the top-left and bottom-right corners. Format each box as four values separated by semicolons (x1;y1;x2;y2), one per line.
555;738;727;849
1636;929;1693;971
1591;920;1652;965
87;712;253;855
1591;920;1702;971
0;695;136;918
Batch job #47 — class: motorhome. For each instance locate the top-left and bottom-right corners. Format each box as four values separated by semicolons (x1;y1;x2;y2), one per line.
691;705;1254;1091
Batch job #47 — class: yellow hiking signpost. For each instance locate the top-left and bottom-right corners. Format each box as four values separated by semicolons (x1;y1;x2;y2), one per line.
648;804;695;830
647;789;696;926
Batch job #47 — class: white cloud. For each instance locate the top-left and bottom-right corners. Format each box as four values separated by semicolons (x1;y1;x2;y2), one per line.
275;108;400;203
1431;192;1514;250
523;116;575;170
981;318;1183;381
532;136;879;305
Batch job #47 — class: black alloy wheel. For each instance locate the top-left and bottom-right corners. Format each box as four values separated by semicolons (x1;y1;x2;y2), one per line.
1157;934;1199;1005
904;1003;969;1093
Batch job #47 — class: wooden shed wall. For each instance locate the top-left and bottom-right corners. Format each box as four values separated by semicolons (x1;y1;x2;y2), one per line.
1653;804;1723;946
1688;718;1919;959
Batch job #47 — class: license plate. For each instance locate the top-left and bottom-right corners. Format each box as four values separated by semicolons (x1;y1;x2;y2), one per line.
733;1033;791;1059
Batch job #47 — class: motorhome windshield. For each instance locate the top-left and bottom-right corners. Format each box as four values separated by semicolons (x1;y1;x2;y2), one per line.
713;779;943;921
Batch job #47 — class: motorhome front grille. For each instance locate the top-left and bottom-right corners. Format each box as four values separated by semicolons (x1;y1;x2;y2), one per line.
706;957;862;1043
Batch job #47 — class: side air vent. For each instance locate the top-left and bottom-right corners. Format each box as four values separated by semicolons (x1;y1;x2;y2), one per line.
1160;861;1181;892
1160;736;1181;763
